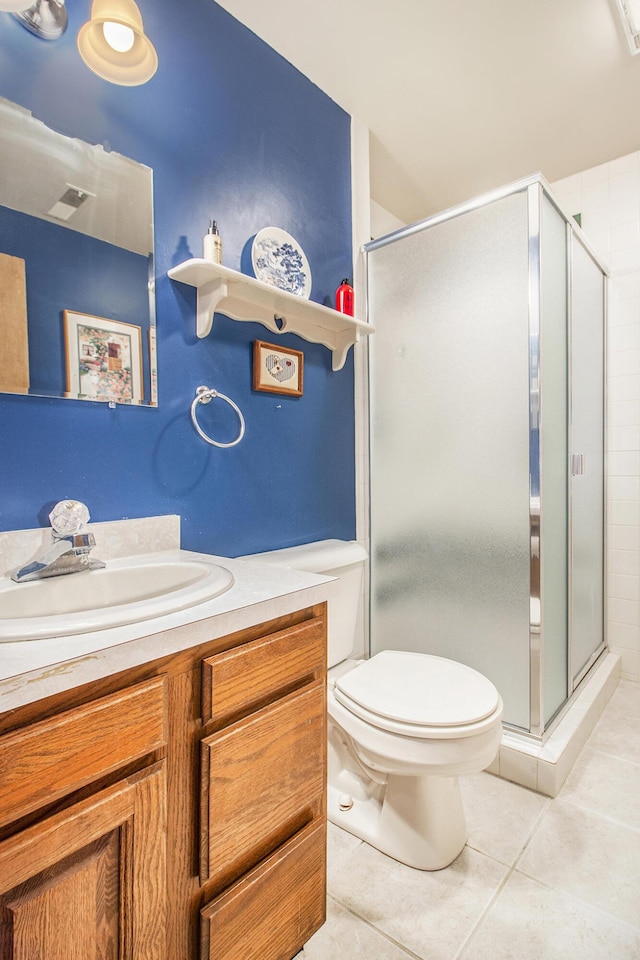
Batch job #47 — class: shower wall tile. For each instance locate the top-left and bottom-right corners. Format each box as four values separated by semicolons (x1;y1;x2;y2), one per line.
608;452;640;476
610;218;640;253
607;153;640;178
553;172;582;194
607;400;640;427
619;647;639;677
609;273;640;301
607;374;640;401
609;295;640;327
608;620;639;648
608;526;639;552
607;572;640;601
609;324;640;352
608;501;640;526
607;476;640;500
607;425;640;451
608;549;640;576
608;348;640;378
608;597;639;625
607;246;639;274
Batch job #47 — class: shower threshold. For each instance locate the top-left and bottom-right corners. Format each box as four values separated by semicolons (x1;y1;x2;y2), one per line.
486;651;620;797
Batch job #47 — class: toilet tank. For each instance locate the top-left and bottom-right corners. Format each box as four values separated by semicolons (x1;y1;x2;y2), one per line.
241;540;368;668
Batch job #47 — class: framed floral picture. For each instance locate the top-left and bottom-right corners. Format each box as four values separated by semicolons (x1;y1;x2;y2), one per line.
64;311;143;404
252;340;304;397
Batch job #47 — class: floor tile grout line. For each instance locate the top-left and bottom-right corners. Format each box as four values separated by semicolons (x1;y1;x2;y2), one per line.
552;793;640;832
581;742;640;768
324;893;426;960
504;869;640;937
453;798;556;960
451;862;518;960
509;795;553;872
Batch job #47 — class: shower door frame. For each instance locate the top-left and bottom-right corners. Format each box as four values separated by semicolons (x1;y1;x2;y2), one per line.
565;224;608;697
365;173;608;741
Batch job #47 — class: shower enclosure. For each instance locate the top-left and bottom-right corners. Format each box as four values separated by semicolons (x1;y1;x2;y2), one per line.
366;174;606;737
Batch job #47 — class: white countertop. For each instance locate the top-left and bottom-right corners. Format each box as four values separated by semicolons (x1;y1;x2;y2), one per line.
0;549;336;714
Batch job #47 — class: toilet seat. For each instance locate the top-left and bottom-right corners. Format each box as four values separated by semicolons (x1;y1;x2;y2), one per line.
333;650;502;740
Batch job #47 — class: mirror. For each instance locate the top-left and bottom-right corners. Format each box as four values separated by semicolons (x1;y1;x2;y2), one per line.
0;96;156;406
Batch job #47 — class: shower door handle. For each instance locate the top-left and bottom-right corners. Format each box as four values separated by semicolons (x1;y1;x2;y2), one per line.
571;453;585;476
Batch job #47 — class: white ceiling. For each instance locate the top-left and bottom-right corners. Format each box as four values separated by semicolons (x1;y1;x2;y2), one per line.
215;0;640;223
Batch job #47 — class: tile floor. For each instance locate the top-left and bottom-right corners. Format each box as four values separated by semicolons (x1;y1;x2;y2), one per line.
301;679;640;960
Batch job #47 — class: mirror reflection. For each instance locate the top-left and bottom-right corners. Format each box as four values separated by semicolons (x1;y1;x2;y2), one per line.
0;96;156;406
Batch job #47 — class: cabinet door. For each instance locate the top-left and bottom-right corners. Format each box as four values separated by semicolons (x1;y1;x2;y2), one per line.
0;763;166;960
200;681;325;885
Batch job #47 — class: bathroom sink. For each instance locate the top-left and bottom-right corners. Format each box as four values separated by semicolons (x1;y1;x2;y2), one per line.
0;555;234;642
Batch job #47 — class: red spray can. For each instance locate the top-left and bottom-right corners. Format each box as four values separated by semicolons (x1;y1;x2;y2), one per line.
335;278;354;316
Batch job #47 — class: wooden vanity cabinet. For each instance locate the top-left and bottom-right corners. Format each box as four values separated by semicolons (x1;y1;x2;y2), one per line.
0;677;168;960
199;615;327;960
0;603;327;960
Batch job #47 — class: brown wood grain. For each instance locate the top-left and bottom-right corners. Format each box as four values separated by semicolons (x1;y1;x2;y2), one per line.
166;668;202;960
200;681;324;885
0;676;167;830
201;616;325;725
0;253;29;394
0;763;166;960
200;819;326;960
0;605;328;960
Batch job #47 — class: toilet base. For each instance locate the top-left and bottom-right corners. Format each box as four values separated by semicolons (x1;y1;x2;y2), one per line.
328;771;468;871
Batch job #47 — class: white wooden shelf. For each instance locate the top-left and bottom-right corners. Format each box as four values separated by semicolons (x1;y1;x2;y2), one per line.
168;258;373;372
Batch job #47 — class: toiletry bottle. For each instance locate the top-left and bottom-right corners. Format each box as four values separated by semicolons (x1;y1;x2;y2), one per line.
336;278;354;316
203;219;222;264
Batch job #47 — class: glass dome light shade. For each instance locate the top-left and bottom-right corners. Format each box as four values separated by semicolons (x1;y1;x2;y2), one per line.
77;0;157;86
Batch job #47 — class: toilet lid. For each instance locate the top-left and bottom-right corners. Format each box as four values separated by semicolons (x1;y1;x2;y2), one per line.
334;650;500;728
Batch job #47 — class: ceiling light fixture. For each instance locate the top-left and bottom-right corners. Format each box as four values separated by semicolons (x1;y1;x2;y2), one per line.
77;0;158;86
615;0;640;54
11;0;67;40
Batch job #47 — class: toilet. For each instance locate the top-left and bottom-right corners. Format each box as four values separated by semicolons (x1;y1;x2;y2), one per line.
243;539;503;870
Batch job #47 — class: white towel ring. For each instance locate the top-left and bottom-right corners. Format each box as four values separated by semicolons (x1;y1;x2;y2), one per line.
190;385;246;448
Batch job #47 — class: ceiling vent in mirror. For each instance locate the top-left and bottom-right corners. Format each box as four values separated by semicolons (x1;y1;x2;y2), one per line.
47;185;95;221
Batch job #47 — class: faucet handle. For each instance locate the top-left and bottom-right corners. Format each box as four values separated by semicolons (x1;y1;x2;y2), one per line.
49;500;91;537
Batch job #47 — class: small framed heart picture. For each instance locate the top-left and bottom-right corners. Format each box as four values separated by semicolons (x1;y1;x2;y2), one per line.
252;340;304;397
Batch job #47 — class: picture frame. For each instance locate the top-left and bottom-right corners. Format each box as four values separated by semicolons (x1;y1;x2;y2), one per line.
252;339;304;397
64;310;143;405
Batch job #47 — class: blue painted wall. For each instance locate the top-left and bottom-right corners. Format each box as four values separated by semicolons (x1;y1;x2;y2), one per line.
0;0;355;555
0;206;151;400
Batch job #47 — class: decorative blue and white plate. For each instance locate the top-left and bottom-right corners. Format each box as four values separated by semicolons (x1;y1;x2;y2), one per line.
251;227;312;298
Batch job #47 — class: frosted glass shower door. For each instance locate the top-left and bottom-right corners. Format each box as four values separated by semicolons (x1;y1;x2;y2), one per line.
570;236;605;684
368;192;532;729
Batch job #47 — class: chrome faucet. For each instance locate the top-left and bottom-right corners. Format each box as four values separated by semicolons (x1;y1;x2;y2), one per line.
11;500;105;583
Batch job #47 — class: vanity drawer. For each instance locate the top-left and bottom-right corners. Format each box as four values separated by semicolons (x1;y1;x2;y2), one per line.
200;679;325;885
200;817;326;960
201;616;325;724
0;676;166;829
